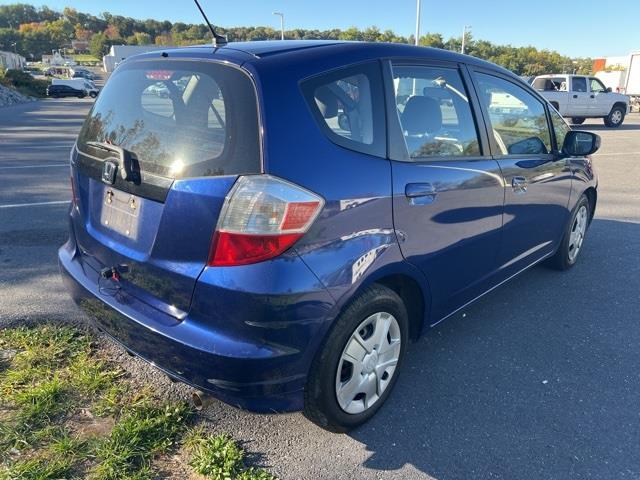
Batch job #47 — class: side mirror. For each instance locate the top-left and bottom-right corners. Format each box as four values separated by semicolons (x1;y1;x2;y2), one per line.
606;87;612;93
562;131;601;157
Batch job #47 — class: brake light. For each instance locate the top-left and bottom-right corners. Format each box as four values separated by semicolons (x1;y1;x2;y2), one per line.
208;175;324;267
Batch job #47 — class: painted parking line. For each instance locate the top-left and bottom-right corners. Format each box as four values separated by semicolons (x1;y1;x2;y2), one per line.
0;164;68;170
0;200;69;209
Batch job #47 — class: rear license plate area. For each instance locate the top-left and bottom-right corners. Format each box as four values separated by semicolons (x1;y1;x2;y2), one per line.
100;188;141;239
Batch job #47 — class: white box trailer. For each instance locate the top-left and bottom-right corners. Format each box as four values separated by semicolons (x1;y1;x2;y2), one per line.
625;53;640;97
596;52;640;111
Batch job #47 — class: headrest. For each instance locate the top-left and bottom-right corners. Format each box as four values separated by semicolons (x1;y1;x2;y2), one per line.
314;86;338;118
401;96;442;135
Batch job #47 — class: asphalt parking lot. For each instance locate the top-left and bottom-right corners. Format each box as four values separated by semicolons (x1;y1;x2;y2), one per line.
0;97;639;479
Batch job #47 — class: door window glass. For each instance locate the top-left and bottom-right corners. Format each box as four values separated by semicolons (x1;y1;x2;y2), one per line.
475;73;552;156
590;78;606;93
391;65;481;158
549;107;571;151
572;77;587;92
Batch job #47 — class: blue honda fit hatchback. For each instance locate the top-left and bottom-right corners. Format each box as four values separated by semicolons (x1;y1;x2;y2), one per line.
59;40;599;431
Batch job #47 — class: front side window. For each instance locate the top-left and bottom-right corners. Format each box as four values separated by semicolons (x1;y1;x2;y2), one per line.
475;73;551;156
590;78;606;93
572;77;587;92
549;107;571;151
302;62;385;157
392;65;480;159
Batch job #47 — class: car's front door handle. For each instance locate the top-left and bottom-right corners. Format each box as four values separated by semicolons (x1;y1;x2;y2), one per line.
405;182;437;205
573;94;578;98
512;176;527;194
590;94;595;98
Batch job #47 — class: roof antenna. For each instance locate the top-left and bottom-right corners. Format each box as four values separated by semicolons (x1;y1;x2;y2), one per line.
193;0;227;47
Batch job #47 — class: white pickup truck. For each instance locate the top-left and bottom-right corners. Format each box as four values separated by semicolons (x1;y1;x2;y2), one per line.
532;74;629;127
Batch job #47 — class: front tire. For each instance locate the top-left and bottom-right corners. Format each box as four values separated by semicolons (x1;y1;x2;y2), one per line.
571;117;586;125
604;105;625;128
547;194;590;270
304;284;409;432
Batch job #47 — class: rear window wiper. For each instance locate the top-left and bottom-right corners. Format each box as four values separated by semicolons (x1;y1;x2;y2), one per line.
85;141;138;183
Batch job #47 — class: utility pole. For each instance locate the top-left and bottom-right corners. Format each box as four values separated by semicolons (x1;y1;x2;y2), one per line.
461;25;471;54
273;12;285;40
414;0;421;46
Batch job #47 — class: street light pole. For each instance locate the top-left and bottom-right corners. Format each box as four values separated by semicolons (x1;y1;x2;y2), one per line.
414;0;421;46
461;25;471;54
273;12;284;40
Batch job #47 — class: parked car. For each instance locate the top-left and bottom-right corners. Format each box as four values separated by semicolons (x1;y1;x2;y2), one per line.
52;79;99;98
47;84;86;98
72;70;96;81
59;41;600;432
533;74;629;127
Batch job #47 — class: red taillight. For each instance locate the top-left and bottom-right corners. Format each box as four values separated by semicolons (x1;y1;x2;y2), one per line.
207;176;324;267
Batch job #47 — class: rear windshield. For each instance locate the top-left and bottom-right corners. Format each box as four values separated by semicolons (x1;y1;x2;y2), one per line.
77;60;260;179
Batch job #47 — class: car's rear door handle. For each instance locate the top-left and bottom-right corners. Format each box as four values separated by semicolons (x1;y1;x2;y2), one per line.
405;182;437;205
573;94;578;98
512;176;527;194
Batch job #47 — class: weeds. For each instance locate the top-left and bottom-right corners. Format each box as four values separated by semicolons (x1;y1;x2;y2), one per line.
185;427;276;480
0;324;276;480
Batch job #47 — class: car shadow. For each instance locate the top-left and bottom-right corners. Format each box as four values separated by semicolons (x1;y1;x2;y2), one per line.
350;218;640;479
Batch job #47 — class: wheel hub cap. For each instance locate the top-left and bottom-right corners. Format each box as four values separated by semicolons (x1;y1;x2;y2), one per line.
335;312;401;415
568;205;588;262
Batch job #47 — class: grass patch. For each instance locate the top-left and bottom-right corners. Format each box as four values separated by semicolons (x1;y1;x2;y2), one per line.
0;324;277;479
91;399;191;479
71;54;101;63
185;427;276;480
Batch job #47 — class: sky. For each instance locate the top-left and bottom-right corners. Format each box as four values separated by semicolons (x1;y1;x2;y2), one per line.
3;0;639;58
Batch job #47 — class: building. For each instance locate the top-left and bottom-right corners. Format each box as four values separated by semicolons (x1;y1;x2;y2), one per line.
103;45;177;73
41;51;75;66
0;51;26;70
71;40;89;53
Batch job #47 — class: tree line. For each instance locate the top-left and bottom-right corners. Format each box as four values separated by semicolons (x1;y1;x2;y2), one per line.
0;3;592;75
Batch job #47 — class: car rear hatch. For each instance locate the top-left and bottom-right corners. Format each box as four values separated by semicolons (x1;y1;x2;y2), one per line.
70;58;261;320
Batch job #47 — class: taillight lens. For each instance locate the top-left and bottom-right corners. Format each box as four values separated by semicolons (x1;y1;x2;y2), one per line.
208;175;324;266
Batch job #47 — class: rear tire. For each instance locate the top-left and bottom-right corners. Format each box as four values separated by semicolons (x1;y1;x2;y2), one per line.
604;105;625;128
304;284;409;432
547;194;590;270
571;117;585;125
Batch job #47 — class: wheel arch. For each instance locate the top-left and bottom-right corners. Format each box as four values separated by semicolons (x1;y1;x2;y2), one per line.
583;186;597;223
612;101;627;112
376;274;426;340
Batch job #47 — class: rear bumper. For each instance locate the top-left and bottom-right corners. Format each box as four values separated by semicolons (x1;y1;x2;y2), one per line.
58;239;336;413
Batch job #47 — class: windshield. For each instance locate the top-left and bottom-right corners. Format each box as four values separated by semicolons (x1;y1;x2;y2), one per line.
77;60;260;179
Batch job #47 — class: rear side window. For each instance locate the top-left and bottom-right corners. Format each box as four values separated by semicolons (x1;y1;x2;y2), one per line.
391;64;481;159
302;62;385;158
572;77;587;92
77;60;260;179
